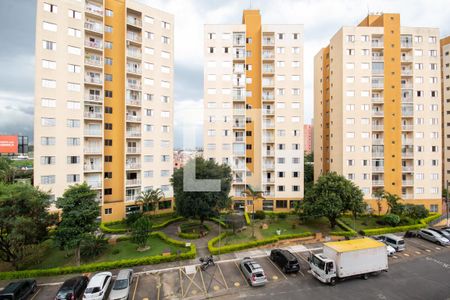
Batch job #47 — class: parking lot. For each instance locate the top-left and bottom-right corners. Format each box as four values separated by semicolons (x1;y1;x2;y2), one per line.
29;236;450;300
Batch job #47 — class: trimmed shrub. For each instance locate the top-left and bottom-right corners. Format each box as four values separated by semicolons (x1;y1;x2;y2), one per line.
254;210;266;220
100;221;127;234
178;232;201;239
244;212;251;225
419;213;441;225
208;217;228;228
277;212;288;220
331;219;357;237
361;214;440;236
383;214;401;227
152;216;184;230
0;231;195;280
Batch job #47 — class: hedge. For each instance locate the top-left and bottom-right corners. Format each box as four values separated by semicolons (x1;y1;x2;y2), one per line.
0;231;195;280
331;219;358;237
208;231;314;255
152;216;185;230
244;212;251;225
100;221;127;234
178;232;201;239
361;214;441;236
208;217;228;228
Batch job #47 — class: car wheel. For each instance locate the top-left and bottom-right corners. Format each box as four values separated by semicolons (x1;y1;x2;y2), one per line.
282;266;287;273
32;285;37;293
362;273;369;280
330;277;336;286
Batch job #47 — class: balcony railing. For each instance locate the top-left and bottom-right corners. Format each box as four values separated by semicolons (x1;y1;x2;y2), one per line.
401;83;413;89
233;122;245;129
401;55;412;62
401;151;414;158
372;69;384;75
262;80;274;87
402;96;413;103
84;129;102;136
372;166;384;172
372;151;384;158
126;179;141;186
232;93;245;101
263;136;275;143
126;195;139;202
263;122;275;128
372;110;384;116
262;38;275;45
126;131;141;138
263;191;275;197
127;33;142;43
85;4;103;16
402;139;413;145
127;17;142;27
372;180;384;186
263;67;274;73
233;52;246;60
233;36;245;46
263;164;275;170
401;42;413;48
84;147;102;154
264;150;275;156
234;136;244;142
402;166;413;172
84;111;103;119
126;163;141;169
126;99;141;106
372;139;383;145
84;164;102;172
126;115;141;122
401;69;413;76
233;109;245;115
85;21;103;33
127;66;141;74
262;52;275;59
372;125;384;131
402;180;413;186
127;147;141;154
401;124;413;131
85;40;103;49
402;109;413;117
85;57;102;66
372;82;384;89
85;94;103;102
402;194;413;199
372;55;384;61
262;94;274;100
127;50;142;59
263;109;275;115
371;97;384;103
85;76;102;84
127;82;141;90
263;177;275;183
372;41;384;48
87;181;102;189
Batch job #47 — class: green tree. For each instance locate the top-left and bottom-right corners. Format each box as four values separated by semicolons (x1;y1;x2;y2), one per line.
0;183;53;269
304;153;314;193
373;189;385;216
55;183;99;266
0;157;15;183
131;216;152;249
384;192;401;213
344;186;366;219
171;157;232;224
241;185;265;238
303;172;364;229
135;188;165;215
404;204;428;220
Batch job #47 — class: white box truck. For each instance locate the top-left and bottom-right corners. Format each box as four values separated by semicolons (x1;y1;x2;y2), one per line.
309;238;388;285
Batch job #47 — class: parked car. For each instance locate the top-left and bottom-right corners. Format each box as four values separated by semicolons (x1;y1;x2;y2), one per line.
417;229;450;246
239;257;267;286
270;249;300;273
55;276;89;300
83;272;112;300
379;234;406;252
442;227;450;235
372;236;396;256
108;269;133;300
404;230;419;238
428;228;450;239
0;279;37;300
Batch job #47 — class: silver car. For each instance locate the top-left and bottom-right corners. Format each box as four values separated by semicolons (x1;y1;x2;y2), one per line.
108;269;133;300
418;229;450;246
239;257;267;287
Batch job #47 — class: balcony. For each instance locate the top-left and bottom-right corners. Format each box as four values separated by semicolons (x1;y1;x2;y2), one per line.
126;131;141;138
126;179;141;186
84;147;102;154
401;109;413;117
402;180;413;186
263;191;275;197
372;82;384;89
127;50;142;59
372;125;384;131
233;34;245;46
262;80;274;87
372;151;384;158
85;94;103;103
85;75;102;85
263;136;275;143
233;122;245;129
262;93;274;101
85;40;103;50
372;55;384;61
126;195;139;202
401;83;413;89
84;164;102;172
263;177;275;184
233;51;246;60
263;164;275;171
262;37;275;46
126;115;141;122
263;66;274;73
234;136;244;142
84;129;102;136
401;41;413;48
85;21;103;33
402;139;413;145
127;65;141;75
126;163;141;169
232;93;245;101
127;82;141;90
372;180;384;186
372;110;384;117
401;124;413;131
371;41;384;48
402;151;414;158
402;166;413;172
402;95;413;103
402;194;413;199
232;79;245;87
85;55;103;67
263;122;275;129
127;147;141;154
372;69;384;75
371;96;384;103
233;164;246;170
401;69;413;76
264;150;275;157
401;55;412;62
233;177;244;183
372;166;384;172
372;138;383;145
263;109;275;115
87;181;102;189
127;16;142;27
126;99;141;106
85;3;103;16
262;51;274;60
127;32;142;43
84;111;103;119
233;109;245;116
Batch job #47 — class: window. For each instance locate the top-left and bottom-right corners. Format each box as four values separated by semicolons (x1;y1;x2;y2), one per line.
41;98;56;107
144;15;154;24
161;170;170;177
346;49;355;55
42;40;56;50
105;41;112;49
67;9;81;19
346;63;354;69
43;2;57;13
67;119;80;128
104;189;112;195
144;47;154;55
428;36;437;44
40;156;55;165
104;208;112;215
67;138;80;146
67;83;80;92
43;21;57;32
41;137;55;145
292;47;300;54
41;175;55;184
105;9;113;16
161;51;170;59
67;174;80;183
66;101;80;110
346;35;355;42
429;50;437;57
161;21;170;29
278;33;284;40
105;25;112;33
66;156;80;164
276;200;287;208
67;64;80;73
41;117;56;127
67;28;81;37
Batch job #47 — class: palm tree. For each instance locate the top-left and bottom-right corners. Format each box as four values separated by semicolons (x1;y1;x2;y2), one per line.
241;185;265;238
0;157;15;183
373;189;385;216
384;192;401;213
135;188;165;215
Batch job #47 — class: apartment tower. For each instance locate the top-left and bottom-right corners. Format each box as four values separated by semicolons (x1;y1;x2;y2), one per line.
441;37;450;190
203;10;304;212
34;0;174;222
314;13;442;213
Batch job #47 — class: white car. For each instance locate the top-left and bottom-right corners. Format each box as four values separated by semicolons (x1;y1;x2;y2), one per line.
83;272;112;300
386;244;396;257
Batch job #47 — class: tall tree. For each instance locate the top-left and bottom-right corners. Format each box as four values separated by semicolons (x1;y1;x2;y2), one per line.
304;152;314;193
55;183;99;266
171;157;232;224
131;216;152;250
384;192;401;213
0;157;15;183
344;183;366;219
135;188;165;215
303;172;365;228
0;183;53;270
241;185;265;238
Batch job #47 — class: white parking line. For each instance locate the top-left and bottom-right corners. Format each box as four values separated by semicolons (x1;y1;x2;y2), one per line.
265;257;288;280
131;275;139;300
30;288;41;300
406;239;436;252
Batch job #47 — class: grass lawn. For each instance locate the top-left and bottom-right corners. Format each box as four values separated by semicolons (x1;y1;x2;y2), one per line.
22;236;187;270
218;215;333;245
105;213;176;230
339;215;385;231
180;222;208;234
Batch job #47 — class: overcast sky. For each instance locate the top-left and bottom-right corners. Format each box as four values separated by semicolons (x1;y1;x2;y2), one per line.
0;0;449;148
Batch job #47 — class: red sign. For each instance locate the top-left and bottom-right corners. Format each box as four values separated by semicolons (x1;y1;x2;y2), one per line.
0;135;18;154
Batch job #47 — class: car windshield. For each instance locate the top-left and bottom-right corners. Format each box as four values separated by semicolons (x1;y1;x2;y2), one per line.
311;255;325;270
398;240;405;245
56;290;70;298
113;279;128;290
85;287;100;294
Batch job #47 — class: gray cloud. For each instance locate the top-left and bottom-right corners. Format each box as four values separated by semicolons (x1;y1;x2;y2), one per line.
174;64;203;101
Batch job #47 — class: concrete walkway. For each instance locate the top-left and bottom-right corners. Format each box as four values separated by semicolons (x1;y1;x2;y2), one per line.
160;220;221;258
